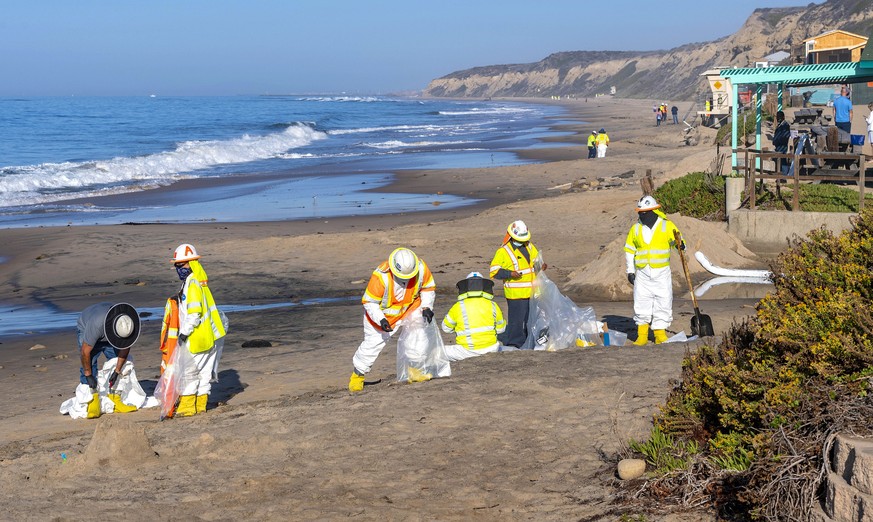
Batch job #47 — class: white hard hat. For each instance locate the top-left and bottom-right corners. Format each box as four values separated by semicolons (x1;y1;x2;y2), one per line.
172;243;200;264
507;220;531;242
466;271;483;279
636;195;661;212
115;315;135;338
388;248;419;279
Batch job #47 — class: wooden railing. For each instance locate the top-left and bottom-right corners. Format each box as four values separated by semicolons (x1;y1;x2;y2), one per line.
733;148;867;211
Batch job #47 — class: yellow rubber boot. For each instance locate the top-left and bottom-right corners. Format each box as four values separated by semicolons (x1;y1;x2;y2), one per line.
633;324;650;346
108;393;137;413
176;395;197;417
407;367;433;383
86;392;102;419
654;329;669;344
195;395;208;413
349;372;365;393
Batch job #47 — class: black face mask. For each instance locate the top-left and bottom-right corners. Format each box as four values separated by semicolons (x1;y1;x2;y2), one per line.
638;210;658;229
176;265;193;281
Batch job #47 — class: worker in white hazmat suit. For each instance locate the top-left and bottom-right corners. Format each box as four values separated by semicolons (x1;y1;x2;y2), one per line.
441;272;506;360
171;243;226;416
624;196;685;345
350;247;436;392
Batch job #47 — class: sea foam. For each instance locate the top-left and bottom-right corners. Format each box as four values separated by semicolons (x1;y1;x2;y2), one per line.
0;124;326;208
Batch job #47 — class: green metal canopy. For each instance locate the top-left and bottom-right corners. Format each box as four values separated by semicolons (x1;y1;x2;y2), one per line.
717;59;873;169
721;62;872;88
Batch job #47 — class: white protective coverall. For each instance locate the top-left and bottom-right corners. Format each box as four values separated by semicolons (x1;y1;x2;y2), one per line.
353;273;435;375
625;216;678;330
60;359;157;419
177;261;226;397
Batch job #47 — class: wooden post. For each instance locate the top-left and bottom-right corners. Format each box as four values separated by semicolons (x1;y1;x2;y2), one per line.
861;154;866;211
793;152;800;211
749;151;756;211
641;169;655;196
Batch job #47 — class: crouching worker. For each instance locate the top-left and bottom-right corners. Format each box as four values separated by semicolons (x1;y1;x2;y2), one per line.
171;243;226;416
441;272;505;360
624;196;685;345
349;247;435;392
77;302;141;418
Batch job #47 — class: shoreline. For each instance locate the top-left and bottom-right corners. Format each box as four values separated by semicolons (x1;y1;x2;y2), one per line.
0;96;761;520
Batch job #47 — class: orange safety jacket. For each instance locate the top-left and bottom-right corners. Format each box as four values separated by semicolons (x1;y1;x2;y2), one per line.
159;296;179;375
362;259;435;329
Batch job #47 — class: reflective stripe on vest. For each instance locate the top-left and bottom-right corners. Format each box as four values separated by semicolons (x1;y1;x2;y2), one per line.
629;220;673;269
455;299;500;351
492;242;539;299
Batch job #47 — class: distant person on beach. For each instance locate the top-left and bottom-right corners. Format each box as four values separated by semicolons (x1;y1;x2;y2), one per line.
671;105;679;125
656;109;662;127
771;110;791;174
441;272;506;360
587;131;597;158
833;86;853;134
595;128;609;157
349;247;435;392
490;221;547;348
77;302;141;418
170;243;226;416
624;196;685;345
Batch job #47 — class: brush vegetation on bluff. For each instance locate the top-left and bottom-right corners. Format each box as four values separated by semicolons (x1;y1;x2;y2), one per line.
624;209;873;519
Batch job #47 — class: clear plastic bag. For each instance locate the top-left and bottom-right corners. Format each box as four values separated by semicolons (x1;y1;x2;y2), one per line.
396;313;451;383
522;271;601;351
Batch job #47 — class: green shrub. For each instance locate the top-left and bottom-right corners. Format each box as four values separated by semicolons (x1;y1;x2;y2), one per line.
653;171;725;220
751;182;873;213
632;208;873;518
629;427;699;475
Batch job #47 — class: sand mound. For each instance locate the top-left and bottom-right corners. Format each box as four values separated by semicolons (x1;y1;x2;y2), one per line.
565;213;763;300
79;416;157;469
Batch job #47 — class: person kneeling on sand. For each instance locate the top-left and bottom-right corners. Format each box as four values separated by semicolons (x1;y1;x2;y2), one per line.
349;247;436;392
171;243;226;416
624;196;685;345
441;272;506;360
77;302;141;418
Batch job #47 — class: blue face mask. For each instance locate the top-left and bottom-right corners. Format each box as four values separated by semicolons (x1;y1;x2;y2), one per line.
176;265;193;281
511;240;525;248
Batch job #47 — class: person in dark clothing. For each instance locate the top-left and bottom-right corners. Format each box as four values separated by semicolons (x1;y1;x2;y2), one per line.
671;105;679;125
771;110;791;174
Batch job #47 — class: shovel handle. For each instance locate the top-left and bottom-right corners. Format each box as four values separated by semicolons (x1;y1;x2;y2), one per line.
673;229;701;310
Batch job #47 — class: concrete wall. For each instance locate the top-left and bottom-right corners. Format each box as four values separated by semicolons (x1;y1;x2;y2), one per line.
727;209;856;248
812;435;873;522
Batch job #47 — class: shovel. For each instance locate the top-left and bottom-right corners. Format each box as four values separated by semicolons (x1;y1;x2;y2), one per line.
673;230;715;337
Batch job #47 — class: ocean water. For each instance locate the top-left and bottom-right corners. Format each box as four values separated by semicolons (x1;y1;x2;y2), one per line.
0;95;568;227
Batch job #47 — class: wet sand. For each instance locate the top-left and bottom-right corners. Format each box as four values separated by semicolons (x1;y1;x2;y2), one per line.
0;97;768;520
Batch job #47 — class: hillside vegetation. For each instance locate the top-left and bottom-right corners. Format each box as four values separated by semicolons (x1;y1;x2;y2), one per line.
424;0;873;100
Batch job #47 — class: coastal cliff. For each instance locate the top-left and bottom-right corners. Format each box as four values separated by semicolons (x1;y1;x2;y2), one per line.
424;0;873;100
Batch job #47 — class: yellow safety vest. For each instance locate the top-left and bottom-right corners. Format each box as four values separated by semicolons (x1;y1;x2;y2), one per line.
181;260;226;354
442;294;505;351
362;259;435;328
490;242;540;299
587;135;596;147
624;218;681;269
595;133;609;146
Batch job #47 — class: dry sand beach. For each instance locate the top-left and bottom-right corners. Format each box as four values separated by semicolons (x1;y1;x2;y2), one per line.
0;98;775;520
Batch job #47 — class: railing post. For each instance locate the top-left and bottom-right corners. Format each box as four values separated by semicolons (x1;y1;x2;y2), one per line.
750;151;757;211
861;154;866;211
793;153;800;211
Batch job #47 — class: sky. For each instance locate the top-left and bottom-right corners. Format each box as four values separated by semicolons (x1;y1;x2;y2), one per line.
1;0;823;96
